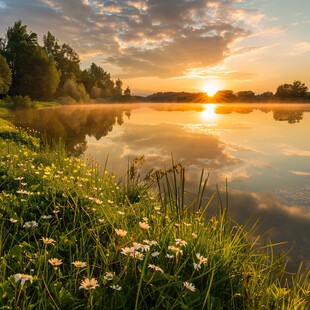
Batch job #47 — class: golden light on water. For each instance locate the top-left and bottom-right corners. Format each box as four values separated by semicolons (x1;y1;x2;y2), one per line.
201;104;217;121
202;81;221;96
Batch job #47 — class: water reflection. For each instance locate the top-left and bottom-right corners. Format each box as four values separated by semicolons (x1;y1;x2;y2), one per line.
13;105;133;156
12;103;310;271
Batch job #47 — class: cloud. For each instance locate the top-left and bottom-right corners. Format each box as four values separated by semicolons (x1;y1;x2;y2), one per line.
280;145;310;157
291;170;310;177
289;41;310;56
0;0;264;78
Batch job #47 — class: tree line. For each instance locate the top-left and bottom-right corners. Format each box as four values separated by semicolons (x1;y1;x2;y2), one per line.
145;81;310;103
0;20;134;103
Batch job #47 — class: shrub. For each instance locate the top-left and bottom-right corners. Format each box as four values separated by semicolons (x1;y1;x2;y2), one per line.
5;95;36;110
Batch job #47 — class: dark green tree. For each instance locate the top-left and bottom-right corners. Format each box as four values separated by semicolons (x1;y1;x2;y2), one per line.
88;63;114;97
43;32;80;85
0;54;12;96
1;21;59;100
275;80;308;99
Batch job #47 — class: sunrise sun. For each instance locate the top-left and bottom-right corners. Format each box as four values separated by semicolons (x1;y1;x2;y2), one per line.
202;82;221;96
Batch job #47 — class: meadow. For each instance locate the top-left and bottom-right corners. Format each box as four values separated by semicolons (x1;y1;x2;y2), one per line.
0;117;309;309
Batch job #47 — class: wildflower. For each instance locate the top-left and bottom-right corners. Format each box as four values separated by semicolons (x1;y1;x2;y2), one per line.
192;233;198;239
143;240;158;246
115;229;127;237
98;219;105;223
139;222;150;230
120;247;135;256
72;261;87;268
133;242;150;252
183;281;196;292
79;278;99;290
104;272;114;281
148;264;164;274
41;215;52;219
174;223;180;227
151;252;160;257
131;251;144;260
10;218;18;223
41;237;56;245
183;222;192;227
142;217;148;222
175;239;187;247
193;263;201;270
154;207;161;211
196;253;208;265
14;274;33;286
165;254;174;259
17;190;33;195
118;211;125;215
110;284;122;291
14;177;24;181
168;246;183;256
48;258;62;266
24;221;38;229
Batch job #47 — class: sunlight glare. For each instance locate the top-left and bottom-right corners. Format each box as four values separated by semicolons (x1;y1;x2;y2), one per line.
202;81;221;96
201;104;217;122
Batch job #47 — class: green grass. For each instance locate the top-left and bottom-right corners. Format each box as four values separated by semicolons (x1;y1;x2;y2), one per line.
0;99;60;119
0;120;309;309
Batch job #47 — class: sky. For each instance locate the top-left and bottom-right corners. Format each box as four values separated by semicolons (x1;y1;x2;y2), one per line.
0;0;309;95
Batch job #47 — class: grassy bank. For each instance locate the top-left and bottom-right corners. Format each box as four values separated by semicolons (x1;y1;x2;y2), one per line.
0;100;61;119
0;119;309;309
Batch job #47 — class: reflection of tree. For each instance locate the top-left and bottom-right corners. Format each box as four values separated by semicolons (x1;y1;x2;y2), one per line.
273;111;303;124
13;107;132;156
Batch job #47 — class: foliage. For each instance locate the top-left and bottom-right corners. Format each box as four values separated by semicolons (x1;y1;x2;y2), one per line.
275;80;308;99
1;21;60;100
0;54;12;95
5;95;36;110
0;124;309;309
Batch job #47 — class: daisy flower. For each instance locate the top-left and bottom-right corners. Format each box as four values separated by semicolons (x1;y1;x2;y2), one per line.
72;261;87;268
115;229;127;237
14;274;33;286
183;281;196;292
148;264;164;274
79;278;99;290
139;222;150;230
48;258;62;266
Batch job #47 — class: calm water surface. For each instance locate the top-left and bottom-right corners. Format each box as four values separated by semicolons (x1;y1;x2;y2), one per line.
13;103;310;270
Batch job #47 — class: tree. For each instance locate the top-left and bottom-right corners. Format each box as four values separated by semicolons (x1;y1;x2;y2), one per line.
124;86;131;96
213;90;236;103
0;54;12;96
275;80;308;99
114;78;123;97
87;63;114;97
236;91;256;102
43;32;80;86
1;21;59;100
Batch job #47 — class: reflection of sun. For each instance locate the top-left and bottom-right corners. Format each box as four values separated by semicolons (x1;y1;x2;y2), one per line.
201;104;217;121
202;81;221;96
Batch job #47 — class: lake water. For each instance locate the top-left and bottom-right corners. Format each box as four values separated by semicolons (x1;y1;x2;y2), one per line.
13;103;310;271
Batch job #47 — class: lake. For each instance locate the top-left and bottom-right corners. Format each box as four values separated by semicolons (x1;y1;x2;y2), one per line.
13;103;310;271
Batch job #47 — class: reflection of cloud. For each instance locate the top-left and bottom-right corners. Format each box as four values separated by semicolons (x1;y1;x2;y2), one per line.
280;145;310;157
112;123;241;169
291;170;310;177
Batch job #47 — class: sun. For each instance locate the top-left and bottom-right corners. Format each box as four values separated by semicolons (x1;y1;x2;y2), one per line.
202;81;221;96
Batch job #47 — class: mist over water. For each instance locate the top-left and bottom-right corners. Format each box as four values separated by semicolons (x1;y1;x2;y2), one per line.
12;103;310;271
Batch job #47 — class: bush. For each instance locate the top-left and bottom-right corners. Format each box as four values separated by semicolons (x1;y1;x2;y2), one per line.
5;95;36;110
